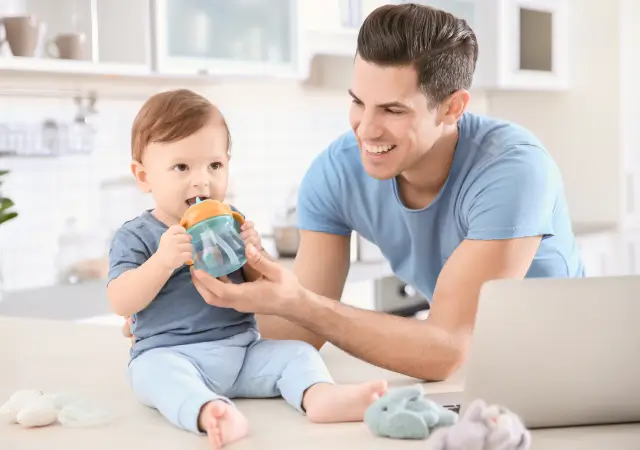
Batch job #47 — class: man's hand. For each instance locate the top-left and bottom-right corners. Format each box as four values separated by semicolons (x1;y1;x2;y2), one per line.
122;316;134;345
122;316;133;337
192;244;305;315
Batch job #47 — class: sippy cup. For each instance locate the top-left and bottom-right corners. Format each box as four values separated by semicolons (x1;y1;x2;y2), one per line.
180;198;247;277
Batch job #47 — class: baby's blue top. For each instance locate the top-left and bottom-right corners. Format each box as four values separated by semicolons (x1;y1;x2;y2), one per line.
108;210;256;361
297;112;585;301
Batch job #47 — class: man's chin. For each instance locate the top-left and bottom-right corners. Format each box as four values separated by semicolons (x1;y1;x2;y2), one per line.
362;161;399;181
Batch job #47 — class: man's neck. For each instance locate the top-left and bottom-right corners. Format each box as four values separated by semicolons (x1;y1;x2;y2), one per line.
396;124;459;210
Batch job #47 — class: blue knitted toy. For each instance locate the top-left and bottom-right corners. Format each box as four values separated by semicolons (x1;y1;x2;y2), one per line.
364;384;459;440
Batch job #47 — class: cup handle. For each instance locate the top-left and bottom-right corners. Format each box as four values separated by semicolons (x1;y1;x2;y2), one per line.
45;40;58;58
231;211;245;226
179;218;194;266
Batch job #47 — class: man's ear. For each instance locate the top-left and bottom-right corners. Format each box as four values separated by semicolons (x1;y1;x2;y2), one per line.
440;89;470;125
130;160;151;193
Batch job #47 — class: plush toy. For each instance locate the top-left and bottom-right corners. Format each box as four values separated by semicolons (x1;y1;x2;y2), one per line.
424;399;531;450
0;389;113;428
364;384;459;440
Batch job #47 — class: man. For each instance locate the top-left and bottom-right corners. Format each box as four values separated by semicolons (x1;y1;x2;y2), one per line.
126;3;584;381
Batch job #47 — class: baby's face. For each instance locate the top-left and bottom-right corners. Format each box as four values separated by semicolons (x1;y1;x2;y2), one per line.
135;120;230;225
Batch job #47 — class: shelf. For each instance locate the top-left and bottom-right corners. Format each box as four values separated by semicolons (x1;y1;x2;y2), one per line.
0;56;308;91
0;56;151;77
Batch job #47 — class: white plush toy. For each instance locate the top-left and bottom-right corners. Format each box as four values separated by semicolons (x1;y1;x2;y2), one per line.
0;389;113;429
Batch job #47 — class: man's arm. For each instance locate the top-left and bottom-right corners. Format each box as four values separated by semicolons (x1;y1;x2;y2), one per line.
281;236;541;381
256;230;351;349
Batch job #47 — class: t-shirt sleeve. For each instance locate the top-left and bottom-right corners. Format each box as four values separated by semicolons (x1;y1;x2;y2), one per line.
107;227;150;284
464;145;560;240
296;149;352;236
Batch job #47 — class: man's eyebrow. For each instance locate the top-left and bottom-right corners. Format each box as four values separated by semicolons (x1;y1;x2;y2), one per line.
348;89;411;109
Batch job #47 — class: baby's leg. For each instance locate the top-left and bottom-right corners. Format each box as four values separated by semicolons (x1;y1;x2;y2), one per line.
128;347;248;448
227;339;387;423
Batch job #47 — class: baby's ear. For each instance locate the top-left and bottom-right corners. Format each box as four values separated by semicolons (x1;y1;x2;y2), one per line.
130;161;151;193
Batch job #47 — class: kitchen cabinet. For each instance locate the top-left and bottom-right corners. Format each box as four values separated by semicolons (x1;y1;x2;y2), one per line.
411;0;569;91
575;232;617;278
151;0;298;77
619;0;640;229
0;0;571;89
0;0;151;75
616;232;640;276
300;0;570;91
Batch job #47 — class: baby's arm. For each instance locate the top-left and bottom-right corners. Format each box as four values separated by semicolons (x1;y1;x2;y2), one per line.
108;251;173;317
107;225;190;317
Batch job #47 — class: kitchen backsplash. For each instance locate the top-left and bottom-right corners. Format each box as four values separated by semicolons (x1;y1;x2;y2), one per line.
0;79;488;291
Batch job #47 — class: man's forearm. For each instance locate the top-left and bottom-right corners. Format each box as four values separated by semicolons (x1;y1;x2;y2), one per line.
281;290;466;381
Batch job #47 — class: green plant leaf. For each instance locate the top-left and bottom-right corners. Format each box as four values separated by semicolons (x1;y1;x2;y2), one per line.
0;211;17;226
0;197;14;213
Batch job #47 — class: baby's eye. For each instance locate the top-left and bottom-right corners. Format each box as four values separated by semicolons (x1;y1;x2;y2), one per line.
173;164;188;172
210;162;223;170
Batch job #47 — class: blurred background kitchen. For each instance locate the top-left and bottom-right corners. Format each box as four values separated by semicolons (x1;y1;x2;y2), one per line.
0;0;637;323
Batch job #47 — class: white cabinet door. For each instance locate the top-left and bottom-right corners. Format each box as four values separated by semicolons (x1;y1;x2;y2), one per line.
152;0;298;77
471;0;570;90
622;172;640;229
4;0;151;71
617;232;640;275
301;0;570;91
576;233;617;277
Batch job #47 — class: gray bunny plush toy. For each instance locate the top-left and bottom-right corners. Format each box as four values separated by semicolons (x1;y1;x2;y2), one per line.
424;399;531;450
364;384;459;440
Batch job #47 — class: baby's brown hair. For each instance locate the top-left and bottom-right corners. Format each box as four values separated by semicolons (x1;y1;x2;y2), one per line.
131;89;231;162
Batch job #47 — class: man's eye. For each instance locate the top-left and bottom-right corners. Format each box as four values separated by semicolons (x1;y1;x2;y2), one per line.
173;164;188;171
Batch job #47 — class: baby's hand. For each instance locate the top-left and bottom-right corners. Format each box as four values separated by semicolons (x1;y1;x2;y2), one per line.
157;225;193;270
240;221;262;252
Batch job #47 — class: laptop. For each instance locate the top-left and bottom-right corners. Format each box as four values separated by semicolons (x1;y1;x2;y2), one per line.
460;275;640;429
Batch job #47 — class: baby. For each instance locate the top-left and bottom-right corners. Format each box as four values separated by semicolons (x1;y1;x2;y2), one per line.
107;89;387;449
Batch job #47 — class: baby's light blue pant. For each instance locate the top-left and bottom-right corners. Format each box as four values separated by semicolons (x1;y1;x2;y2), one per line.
127;329;334;434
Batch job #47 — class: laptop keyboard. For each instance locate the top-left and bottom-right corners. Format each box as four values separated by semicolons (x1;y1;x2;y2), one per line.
442;404;461;414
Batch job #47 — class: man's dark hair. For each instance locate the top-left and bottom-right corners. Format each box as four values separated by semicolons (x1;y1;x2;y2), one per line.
357;3;478;108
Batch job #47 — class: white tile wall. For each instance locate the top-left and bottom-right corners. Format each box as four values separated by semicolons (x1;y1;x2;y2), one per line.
0;82;352;291
0;73;489;292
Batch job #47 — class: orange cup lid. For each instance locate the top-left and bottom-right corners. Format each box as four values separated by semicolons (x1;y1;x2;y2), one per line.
180;198;235;229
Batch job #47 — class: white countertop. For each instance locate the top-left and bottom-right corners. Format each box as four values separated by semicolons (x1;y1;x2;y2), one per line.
1;316;638;449
0;257;393;322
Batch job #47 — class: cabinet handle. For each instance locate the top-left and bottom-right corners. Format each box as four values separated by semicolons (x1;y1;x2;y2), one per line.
627;174;635;215
629;241;636;274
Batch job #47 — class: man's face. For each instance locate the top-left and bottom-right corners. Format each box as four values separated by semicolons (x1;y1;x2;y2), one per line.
348;55;443;180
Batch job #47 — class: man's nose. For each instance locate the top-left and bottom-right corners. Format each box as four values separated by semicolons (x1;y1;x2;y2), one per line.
357;111;383;140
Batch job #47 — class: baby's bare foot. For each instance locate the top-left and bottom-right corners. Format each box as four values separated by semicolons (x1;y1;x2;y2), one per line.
303;380;388;423
199;400;249;449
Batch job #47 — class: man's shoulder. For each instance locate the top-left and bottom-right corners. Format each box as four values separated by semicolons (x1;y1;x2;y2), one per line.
459;112;557;176
461;111;544;148
312;130;362;172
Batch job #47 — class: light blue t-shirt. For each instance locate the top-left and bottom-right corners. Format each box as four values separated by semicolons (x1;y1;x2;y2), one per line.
108;210;257;361
297;112;585;301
